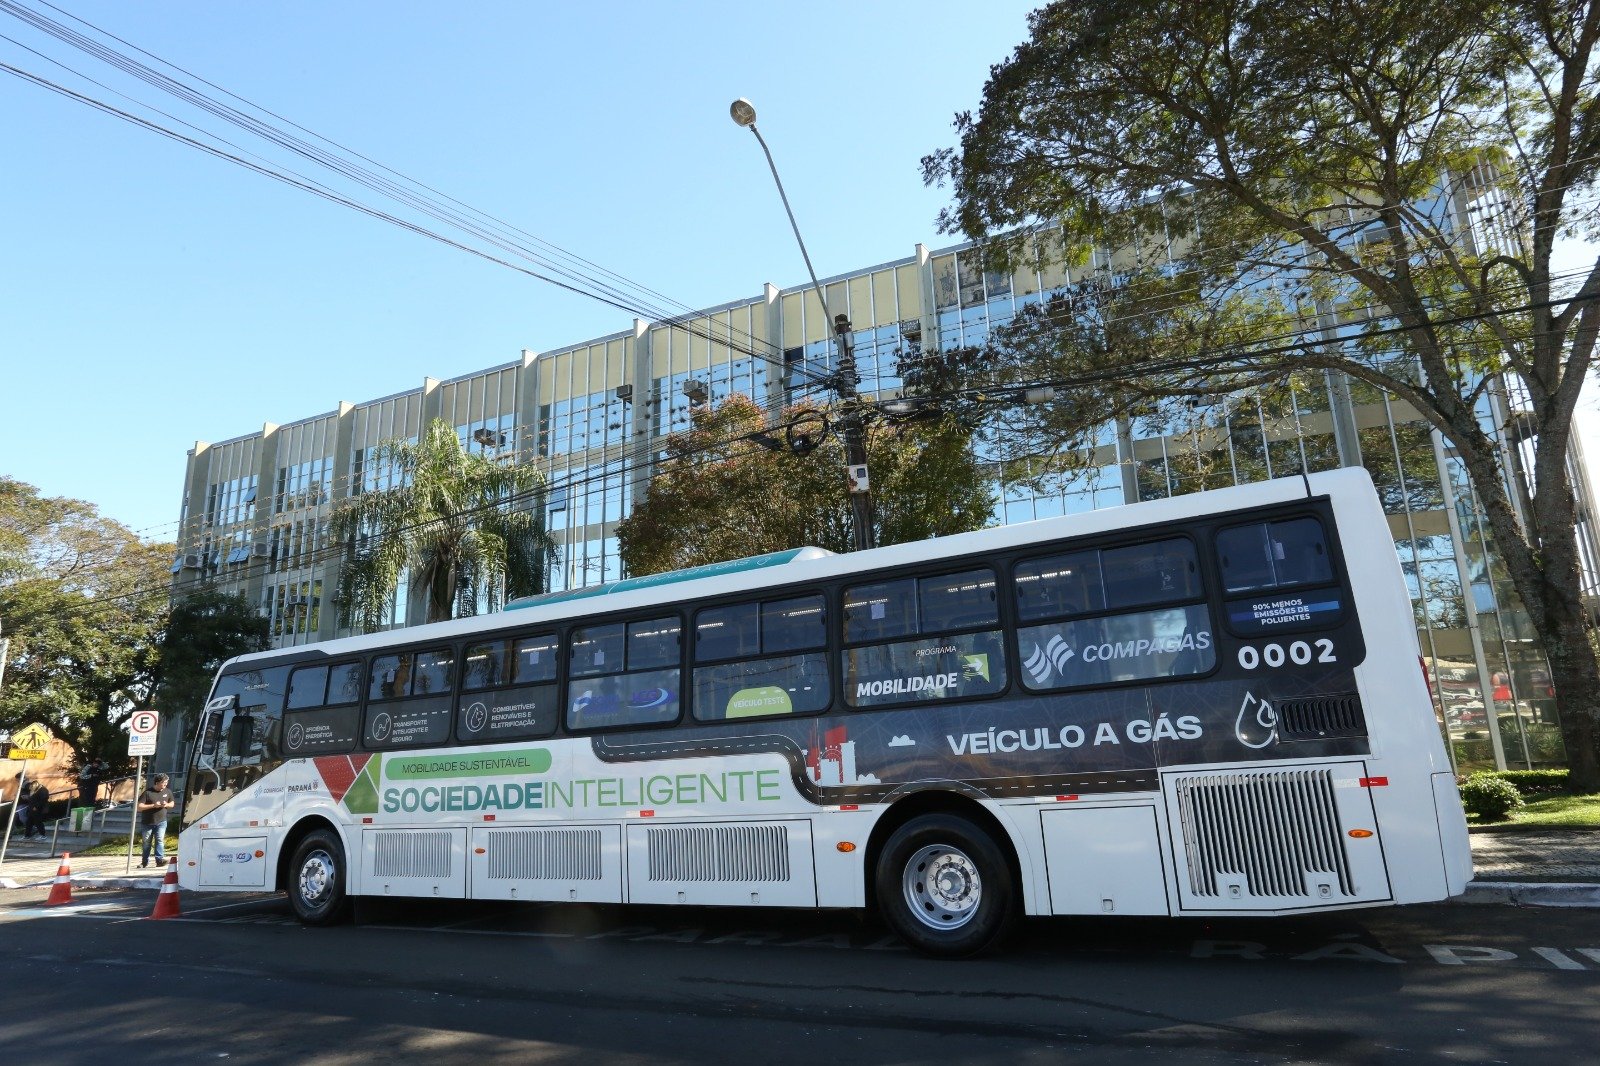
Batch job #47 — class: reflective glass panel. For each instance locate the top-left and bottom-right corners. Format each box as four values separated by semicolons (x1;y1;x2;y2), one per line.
286;665;328;710
513;634;559;684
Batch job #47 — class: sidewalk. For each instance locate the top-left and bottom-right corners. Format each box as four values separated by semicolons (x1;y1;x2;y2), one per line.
1456;826;1600;907
3;827;1598;903
0;835;167;890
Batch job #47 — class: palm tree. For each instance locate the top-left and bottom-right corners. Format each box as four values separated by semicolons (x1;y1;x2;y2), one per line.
329;418;557;629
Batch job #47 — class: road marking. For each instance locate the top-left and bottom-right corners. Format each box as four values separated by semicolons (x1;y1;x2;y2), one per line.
1532;947;1586;970
1424;945;1518;965
0;903;125;922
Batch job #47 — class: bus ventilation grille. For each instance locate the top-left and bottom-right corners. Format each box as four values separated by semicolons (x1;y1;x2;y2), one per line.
1173;769;1355;899
485;828;603;881
1276;693;1366;740
373;831;453;879
647;824;791;883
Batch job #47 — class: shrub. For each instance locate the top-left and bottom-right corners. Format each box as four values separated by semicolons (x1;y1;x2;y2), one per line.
1477;769;1573;798
1459;774;1525;822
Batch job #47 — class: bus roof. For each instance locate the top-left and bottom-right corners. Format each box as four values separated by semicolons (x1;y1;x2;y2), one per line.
212;467;1371;674
504;546;836;612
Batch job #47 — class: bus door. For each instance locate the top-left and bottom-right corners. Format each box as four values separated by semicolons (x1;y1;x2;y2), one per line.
185;675;288;888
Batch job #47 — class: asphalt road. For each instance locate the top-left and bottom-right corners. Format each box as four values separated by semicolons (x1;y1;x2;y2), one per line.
1;886;1596;1065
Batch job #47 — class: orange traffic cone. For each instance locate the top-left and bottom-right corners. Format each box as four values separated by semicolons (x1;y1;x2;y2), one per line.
44;853;73;906
148;856;181;919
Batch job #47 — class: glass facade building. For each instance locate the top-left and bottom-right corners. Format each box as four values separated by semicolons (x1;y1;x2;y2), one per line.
174;224;1599;776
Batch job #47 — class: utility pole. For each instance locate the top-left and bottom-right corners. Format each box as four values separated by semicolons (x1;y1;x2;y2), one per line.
833;315;874;551
730;98;875;551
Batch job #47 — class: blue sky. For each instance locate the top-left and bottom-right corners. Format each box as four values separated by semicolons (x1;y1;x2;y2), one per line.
2;1;1596;542
2;0;1038;539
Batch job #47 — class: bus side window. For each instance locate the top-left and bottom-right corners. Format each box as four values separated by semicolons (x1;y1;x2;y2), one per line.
1100;539;1201;609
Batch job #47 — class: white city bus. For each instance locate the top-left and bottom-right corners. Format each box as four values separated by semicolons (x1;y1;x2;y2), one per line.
178;467;1471;956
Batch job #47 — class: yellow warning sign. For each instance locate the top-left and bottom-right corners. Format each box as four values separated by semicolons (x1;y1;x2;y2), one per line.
7;722;50;760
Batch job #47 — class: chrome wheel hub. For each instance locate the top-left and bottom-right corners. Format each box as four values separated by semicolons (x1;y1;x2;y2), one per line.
299;849;335;906
903;843;981;930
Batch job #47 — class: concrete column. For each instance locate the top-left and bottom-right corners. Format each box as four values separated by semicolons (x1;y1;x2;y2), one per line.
915;243;937;355
1326;370;1364;468
318;403;356;641
628;320;654;526
1432;428;1511;770
762;284;783;407
516;349;541;467
170;443;211;600
420;376;442;431
1117;417;1141;505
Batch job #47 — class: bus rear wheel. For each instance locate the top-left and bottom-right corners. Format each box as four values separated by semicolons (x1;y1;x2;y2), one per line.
287;829;351;926
875;813;1016;958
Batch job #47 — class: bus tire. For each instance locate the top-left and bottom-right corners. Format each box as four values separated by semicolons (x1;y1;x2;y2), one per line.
286;829;351;926
875;813;1016;958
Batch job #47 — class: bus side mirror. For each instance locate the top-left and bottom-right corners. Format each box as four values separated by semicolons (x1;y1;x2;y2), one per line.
197;694;237;761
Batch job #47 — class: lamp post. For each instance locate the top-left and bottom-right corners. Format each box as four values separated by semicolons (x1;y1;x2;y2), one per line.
730;98;874;552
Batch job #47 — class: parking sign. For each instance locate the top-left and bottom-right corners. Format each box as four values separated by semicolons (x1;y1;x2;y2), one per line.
129;710;159;757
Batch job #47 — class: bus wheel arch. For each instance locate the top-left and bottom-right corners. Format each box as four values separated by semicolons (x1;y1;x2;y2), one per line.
278;816;352;926
865;791;1021;957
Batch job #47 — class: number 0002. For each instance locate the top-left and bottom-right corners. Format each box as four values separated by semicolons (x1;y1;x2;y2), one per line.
1237;639;1336;670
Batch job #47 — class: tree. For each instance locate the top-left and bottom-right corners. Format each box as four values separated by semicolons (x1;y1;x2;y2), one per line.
0;477;172;765
151;588;271;761
616;394;994;576
328;418;558;628
923;0;1600;789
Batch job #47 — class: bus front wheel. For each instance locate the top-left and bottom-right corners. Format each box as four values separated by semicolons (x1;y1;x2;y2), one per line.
287;829;351;926
875;813;1016;958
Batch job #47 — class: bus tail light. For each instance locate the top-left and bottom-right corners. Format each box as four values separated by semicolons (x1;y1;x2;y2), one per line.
1359;777;1388;787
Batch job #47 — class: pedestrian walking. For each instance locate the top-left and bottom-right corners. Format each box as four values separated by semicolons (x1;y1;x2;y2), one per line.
137;773;175;868
25;782;49;838
77;759;105;809
12;785;29;835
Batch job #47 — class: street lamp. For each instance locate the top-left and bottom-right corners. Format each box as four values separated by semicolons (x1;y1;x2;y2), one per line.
729;98;874;552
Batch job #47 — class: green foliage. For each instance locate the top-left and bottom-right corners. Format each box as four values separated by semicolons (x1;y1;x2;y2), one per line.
0;477;172;764
1460;773;1526;822
617;395;995;576
1505;792;1600;828
924;0;1600;789
152;588;271;756
328;419;557;628
1476;768;1573;797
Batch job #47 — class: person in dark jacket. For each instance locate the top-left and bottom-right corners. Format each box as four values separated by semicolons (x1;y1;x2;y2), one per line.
24;783;48;838
77;760;105;809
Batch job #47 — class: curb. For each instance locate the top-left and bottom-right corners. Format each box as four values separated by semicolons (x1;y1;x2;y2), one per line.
1456;881;1600;907
1;875;165;891
76;876;165;891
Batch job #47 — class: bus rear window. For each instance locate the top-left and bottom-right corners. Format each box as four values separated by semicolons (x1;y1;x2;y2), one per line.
1217;518;1333;593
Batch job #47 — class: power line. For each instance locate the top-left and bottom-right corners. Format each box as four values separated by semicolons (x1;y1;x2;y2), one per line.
25;286;1597;628
0;1;837;391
